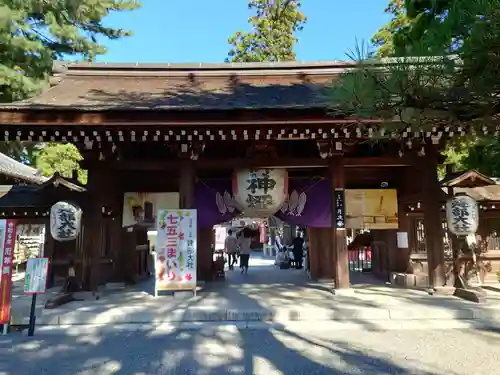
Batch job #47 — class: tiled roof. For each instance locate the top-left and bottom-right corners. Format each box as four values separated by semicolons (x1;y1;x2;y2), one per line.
450;186;500;201
0;185;44;207
0;61;351;110
0;153;48;184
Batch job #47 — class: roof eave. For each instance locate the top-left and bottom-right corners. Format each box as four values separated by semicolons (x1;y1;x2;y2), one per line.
36;173;86;192
441;170;496;188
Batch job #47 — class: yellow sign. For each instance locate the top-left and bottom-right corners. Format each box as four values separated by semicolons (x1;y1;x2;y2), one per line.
345;189;398;229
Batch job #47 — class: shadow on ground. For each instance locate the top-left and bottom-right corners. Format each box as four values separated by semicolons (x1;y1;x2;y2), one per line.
0;323;460;375
9;252;500;330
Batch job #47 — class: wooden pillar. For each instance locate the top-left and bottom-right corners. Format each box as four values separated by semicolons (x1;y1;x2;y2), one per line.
421;147;446;288
44;218;56;288
82;165;106;292
308;227;333;279
330;156;349;289
178;159;211;280
104;174;122;282
396;168;413;272
179;160;195;209
197;228;213;281
396;200;411;272
307;228;320;278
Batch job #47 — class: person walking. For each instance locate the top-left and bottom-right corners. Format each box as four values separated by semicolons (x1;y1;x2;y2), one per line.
291;232;305;269
224;229;238;270
238;227;253;274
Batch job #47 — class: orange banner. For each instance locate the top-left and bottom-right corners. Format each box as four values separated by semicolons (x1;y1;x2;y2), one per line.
0;219;17;324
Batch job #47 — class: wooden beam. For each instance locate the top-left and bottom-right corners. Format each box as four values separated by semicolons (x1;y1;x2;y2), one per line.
86;155;418;170
0;107;386;126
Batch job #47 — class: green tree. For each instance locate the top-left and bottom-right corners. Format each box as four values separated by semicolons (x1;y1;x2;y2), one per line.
396;0;500;175
371;0;408;57
226;0;306;62
332;0;500;175
0;142;39;164
36;143;87;185
364;0;500;121
0;0;140;165
0;0;141;103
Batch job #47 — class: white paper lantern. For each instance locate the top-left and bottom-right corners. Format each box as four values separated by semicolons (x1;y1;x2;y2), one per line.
232;168;288;218
445;193;479;237
50;201;82;241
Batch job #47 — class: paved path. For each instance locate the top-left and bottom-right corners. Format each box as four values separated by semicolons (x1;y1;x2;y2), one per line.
9;252;500;327
1;325;499;374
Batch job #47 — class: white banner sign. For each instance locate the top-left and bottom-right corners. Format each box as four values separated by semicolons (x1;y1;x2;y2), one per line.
155;209;197;293
24;258;49;294
396;232;409;249
214;226;227;251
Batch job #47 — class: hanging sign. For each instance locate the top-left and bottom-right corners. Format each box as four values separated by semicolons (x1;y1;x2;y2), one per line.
214;226;227;251
334;189;346;229
24;258;49;294
50;201;82;242
233;168;288;218
155;209;197;293
259;222;267;244
397;232;409;248
446;193;479;237
0;219;17;324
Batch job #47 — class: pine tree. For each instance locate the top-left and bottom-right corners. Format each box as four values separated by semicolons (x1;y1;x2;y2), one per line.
226;0;306;62
0;0;141;103
0;0;140;163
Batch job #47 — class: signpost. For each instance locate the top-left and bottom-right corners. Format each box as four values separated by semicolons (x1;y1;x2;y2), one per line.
24;258;49;336
0;219;17;336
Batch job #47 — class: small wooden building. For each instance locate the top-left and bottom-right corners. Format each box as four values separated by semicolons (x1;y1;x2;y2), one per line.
0;153;85;285
402;169;500;286
0;61;480;291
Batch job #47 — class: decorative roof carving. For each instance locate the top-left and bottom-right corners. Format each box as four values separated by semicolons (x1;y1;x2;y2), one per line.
441;170;496;188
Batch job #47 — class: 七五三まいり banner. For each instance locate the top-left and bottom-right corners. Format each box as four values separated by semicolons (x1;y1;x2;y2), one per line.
155;210;197;293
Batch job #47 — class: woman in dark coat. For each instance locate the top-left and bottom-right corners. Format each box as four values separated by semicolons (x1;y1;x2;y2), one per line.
291;233;305;269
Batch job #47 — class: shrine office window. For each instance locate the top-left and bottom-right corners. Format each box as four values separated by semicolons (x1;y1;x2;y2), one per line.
411;219;450;255
413;219;426;253
484;219;500;251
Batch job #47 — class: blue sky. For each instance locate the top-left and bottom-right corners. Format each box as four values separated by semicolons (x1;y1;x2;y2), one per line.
98;0;391;63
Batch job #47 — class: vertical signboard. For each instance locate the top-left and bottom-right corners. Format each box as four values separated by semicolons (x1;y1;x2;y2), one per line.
24;258;49;294
214;226;227;251
259;222;267;244
155;210;197;294
334;189;346;229
0;219;17;324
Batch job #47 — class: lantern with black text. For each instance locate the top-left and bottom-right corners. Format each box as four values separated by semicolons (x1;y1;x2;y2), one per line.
50;201;82;241
445;193;479;237
233;168;288;218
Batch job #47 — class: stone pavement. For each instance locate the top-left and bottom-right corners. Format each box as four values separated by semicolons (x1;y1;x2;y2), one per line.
8;252;500;329
2;325;500;374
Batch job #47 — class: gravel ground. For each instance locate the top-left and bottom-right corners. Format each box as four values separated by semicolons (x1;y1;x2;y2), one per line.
0;325;499;375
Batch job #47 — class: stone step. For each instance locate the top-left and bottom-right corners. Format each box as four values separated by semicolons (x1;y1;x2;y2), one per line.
10;304;500;326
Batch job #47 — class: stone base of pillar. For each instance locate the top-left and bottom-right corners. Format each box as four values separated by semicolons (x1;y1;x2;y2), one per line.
453;287;487;303
428;286;456;296
332;288;356;296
